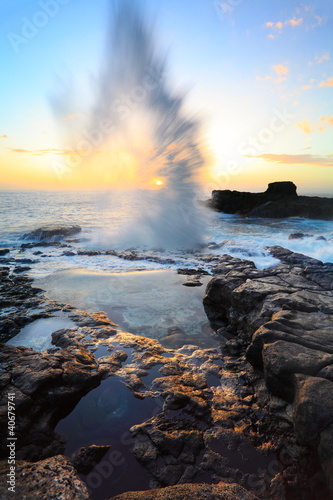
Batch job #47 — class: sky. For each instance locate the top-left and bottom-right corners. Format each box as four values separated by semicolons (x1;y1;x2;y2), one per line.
0;0;332;195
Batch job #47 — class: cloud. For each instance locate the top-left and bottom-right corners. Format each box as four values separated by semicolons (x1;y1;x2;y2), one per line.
10;147;102;157
256;75;272;81
303;146;312;150
250;153;333;167
288;18;303;26
308;52;329;66
297;116;333;134
273;64;288;75
316;52;329;63
319;77;333;87
301;85;312;90
297;120;313;134
264;18;303;31
0;134;8;139
10;148;77;156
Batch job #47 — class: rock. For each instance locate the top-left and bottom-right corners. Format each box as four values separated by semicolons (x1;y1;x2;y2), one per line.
0;455;89;499
23;225;81;241
108;482;259;500
265;181;298;197
206;182;333;220
247;310;333;370
71;444;111;474
262;341;333;401
77;250;101;256
203;248;333;496
182;276;203;287
318;423;333;498
177;268;210;276
293;375;333;447
13;265;31;273
288;233;312;240
0;344;103;460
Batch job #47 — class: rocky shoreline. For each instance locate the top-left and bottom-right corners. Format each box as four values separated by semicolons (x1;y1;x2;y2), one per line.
0;247;333;499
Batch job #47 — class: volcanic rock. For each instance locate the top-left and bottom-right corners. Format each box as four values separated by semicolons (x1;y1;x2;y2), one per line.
0;455;89;500
23;225;82;241
203;246;333;497
71;445;111;474
109;482;259;500
207;182;333;219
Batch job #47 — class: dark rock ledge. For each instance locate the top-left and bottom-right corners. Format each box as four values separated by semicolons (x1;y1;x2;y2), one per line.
203;245;333;497
0;250;333;499
206;181;333;219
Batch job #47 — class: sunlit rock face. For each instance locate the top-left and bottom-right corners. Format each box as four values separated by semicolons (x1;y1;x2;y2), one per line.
52;0;208;250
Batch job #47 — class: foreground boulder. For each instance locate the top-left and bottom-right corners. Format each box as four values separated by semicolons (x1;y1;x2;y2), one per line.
23;225;81;241
207;181;333;219
0;455;89;500
0;344;104;460
109;482;259;500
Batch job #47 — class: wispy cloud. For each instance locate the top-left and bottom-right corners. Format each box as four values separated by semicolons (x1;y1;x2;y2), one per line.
308;52;329;66
319;77;333;87
256;75;272;81
10;147;102;157
265;6;327;38
273;64;288;75
0;134;8;139
264;17;303;31
297;116;333;134
10;148;78;156
249;153;333;167
297;120;313;134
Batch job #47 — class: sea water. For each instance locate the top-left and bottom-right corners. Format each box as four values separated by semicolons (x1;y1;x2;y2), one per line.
0;190;332;273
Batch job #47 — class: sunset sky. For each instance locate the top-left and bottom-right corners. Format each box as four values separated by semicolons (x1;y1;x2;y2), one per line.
1;0;332;194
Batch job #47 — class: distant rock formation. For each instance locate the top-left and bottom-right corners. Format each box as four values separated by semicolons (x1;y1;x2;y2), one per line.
23;225;82;241
207;181;333;220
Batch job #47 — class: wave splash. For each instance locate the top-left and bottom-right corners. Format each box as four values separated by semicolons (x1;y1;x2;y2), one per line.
52;1;208;250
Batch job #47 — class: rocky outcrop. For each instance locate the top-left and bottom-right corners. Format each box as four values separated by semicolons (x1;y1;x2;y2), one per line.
109;481;259;499
23;225;82;241
0;344;104;461
0;455;89;500
207;181;333;219
203;246;333;496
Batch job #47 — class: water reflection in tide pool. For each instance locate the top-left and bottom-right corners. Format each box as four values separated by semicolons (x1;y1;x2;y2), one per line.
36;270;219;349
56;376;163;499
6;315;76;351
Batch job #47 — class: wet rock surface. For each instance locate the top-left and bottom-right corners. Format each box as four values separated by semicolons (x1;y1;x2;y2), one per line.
0;249;332;499
207;181;333;220
23;224;82;241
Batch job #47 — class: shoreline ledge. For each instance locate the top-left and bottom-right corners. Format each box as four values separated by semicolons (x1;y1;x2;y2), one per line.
0;248;332;499
206;181;333;219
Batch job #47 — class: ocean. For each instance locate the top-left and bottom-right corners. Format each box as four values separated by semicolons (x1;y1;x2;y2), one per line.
1;190;332;276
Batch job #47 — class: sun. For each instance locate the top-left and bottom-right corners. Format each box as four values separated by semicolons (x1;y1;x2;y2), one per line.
150;178;164;187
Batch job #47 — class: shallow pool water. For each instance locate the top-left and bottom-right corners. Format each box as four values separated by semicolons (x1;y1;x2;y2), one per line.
56;375;163;499
6;315;76;351
36;269;218;348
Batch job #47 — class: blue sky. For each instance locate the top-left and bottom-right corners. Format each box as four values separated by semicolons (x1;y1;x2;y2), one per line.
0;0;332;193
